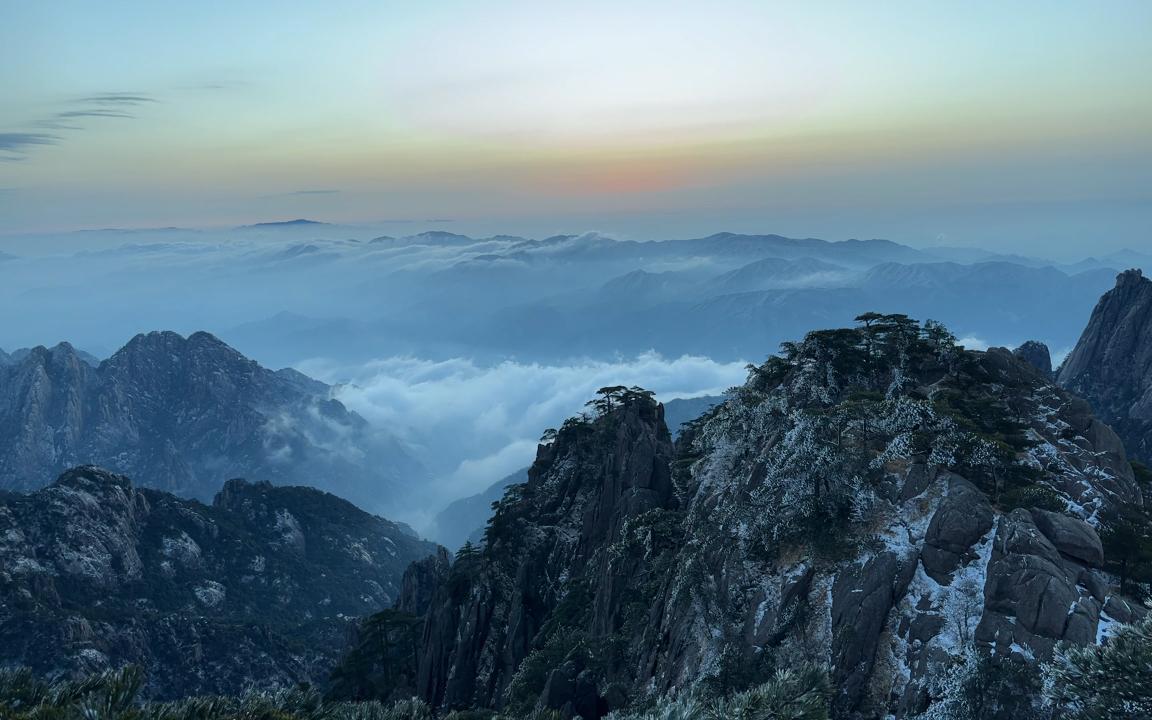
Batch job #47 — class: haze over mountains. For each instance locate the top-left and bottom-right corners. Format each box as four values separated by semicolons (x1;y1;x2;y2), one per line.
0;222;1148;539
0;224;1146;368
0;331;428;519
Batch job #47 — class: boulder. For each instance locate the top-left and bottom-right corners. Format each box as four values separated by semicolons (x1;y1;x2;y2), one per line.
978;510;1100;659
1030;508;1104;567
920;476;994;583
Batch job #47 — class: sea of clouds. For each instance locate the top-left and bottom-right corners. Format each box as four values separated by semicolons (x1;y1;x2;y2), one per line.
297;351;748;528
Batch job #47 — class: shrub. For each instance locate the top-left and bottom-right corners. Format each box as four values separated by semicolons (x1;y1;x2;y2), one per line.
999;486;1067;514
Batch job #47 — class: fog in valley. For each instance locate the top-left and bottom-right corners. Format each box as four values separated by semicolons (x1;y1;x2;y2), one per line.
1;219;1147;541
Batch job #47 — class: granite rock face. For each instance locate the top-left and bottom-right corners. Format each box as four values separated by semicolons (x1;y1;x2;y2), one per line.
0;331;429;513
1058;268;1152;463
417;400;677;711
413;323;1145;719
1014;340;1053;377
394;546;452;616
920;475;995;583
0;466;437;699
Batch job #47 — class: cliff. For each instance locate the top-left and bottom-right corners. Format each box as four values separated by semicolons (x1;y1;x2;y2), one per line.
1058;268;1152;464
414;316;1145;718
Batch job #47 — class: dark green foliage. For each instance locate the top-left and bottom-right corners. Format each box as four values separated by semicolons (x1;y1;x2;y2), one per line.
535;580;594;643
586;387;658;418
998;485;1068;514
0;665;146;720
1130;461;1152;485
326;610;424;703
0;665;434;720
612;664;833;720
445;542;485;601
1045;612;1152;719
699;644;776;698
504;630;609;713
1100;509;1152;600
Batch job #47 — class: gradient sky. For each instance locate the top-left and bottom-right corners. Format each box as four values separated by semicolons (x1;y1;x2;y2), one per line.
2;1;1151;255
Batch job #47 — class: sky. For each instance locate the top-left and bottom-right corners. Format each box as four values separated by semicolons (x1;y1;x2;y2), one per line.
2;1;1151;255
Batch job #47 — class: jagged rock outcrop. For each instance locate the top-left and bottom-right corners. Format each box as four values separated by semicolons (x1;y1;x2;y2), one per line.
418;400;676;712
394;547;452;616
0;466;437;699
1058;268;1152;463
0;331;429;513
1014;340;1053;377
415;317;1145;719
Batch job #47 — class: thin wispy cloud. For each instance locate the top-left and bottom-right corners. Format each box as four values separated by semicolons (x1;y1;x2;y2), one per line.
57;110;134;119
74;93;158;105
0;133;59;161
2;92;158;159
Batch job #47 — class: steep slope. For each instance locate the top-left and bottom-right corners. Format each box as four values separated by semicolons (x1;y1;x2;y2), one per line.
415;317;1144;718
1058;269;1152;463
0;466;439;699
431;469;528;552
0;331;429;513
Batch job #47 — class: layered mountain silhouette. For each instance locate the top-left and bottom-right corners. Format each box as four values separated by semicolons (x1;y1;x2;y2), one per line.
0;331;429;515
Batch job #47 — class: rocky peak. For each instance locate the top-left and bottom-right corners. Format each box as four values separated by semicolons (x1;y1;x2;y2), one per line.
417;397;676;712
0;330;429;512
213;477;261;510
1013;340;1053;376
414;315;1146;719
1058;268;1152;462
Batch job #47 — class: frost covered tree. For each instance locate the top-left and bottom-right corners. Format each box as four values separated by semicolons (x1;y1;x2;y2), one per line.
613;664;832;720
1044;612;1152;719
918;651;1047;720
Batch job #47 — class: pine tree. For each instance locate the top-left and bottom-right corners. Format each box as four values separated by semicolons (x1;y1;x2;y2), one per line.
1044;612;1152;719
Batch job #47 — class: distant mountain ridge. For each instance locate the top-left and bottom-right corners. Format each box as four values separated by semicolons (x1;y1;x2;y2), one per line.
0;344;101;367
431;468;528;551
219;235;1131;368
0;331;430;515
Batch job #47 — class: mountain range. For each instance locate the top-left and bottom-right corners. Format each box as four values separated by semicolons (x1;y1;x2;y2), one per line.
1;226;1148;371
0;331;429;518
0;270;1150;716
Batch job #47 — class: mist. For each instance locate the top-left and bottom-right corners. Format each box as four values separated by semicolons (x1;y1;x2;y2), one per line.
0;222;1145;533
298;352;746;530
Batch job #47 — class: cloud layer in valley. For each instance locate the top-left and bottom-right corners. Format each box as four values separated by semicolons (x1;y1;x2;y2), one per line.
298;351;748;526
